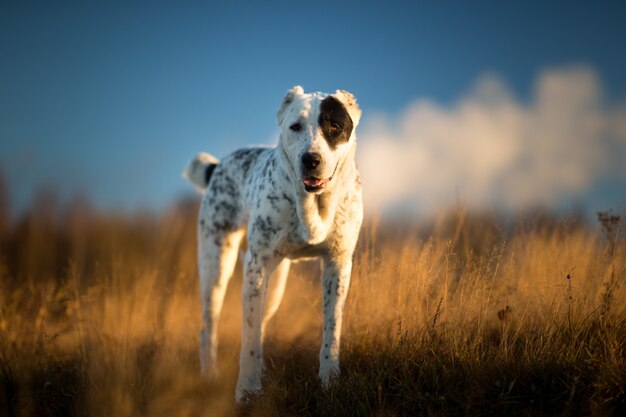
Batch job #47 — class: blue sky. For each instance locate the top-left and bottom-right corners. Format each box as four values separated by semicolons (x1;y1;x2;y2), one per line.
2;1;626;216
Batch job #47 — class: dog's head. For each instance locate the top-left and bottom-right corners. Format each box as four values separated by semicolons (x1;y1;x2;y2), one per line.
276;86;361;194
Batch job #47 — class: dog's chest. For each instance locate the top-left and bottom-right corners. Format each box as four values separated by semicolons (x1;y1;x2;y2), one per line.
242;149;361;260
247;191;322;257
248;189;359;261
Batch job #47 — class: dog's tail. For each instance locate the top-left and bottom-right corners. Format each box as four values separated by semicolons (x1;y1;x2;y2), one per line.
183;152;219;193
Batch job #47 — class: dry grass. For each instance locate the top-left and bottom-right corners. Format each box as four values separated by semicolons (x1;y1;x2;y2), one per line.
0;191;625;416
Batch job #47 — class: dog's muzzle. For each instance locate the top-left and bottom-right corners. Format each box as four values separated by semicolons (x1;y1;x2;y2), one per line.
301;152;337;193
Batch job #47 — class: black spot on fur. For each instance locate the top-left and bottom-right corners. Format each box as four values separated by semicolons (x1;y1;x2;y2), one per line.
252;215;278;242
267;194;281;210
232;148;265;177
281;192;294;205
204;163;217;186
318;96;353;149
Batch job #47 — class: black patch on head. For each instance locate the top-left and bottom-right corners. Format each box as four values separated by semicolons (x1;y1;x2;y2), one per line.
318;96;353;149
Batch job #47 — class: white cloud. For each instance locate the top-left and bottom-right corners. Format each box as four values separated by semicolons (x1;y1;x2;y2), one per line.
357;67;626;215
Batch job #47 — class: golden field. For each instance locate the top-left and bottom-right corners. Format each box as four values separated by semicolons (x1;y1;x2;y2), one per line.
0;189;624;416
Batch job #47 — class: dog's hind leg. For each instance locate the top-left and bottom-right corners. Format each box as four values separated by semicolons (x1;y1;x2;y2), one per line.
262;258;291;335
198;227;245;378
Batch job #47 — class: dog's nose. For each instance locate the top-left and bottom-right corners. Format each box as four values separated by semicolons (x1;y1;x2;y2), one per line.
301;152;321;171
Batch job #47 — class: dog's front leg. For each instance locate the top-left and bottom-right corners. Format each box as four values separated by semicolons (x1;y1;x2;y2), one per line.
319;257;352;384
236;250;280;403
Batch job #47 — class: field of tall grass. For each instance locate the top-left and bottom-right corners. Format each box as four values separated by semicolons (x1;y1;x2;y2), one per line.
0;185;624;416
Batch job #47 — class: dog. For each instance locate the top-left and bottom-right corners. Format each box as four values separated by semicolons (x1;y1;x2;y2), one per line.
184;86;363;403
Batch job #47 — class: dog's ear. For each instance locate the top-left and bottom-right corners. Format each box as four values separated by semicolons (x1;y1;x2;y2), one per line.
276;85;304;125
334;89;362;127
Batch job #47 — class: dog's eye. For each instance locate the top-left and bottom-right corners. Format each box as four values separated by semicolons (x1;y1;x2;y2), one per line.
289;123;302;132
330;123;340;132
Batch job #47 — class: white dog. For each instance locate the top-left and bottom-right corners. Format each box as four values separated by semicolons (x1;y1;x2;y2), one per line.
184;86;363;403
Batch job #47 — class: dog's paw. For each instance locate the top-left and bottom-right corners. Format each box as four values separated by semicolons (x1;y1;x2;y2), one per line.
235;382;263;405
235;364;264;404
319;362;340;388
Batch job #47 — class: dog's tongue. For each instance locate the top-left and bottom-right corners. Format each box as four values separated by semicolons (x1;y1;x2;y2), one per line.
304;177;326;187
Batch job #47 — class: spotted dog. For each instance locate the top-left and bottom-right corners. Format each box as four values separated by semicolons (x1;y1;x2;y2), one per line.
184;86;363;403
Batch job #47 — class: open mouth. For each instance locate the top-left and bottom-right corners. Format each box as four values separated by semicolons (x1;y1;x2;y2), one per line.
303;176;332;193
